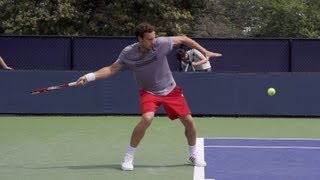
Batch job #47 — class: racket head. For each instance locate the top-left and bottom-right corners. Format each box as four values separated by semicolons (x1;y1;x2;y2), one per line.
30;87;52;95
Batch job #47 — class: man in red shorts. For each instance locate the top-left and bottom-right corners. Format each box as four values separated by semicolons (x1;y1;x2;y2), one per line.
77;22;222;171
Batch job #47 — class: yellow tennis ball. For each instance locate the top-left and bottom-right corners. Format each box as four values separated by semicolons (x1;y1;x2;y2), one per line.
267;87;276;96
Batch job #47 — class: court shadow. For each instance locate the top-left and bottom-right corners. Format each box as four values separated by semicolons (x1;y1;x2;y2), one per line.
29;163;189;170
65;164;120;170
28;164;118;170
130;164;189;169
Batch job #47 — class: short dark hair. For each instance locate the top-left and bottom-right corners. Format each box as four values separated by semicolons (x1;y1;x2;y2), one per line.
176;48;186;61
135;22;155;38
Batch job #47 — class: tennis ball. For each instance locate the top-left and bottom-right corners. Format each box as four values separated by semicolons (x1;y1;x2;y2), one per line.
267;87;276;96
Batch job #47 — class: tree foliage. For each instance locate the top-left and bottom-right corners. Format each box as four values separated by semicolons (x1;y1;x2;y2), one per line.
0;0;319;37
0;0;83;35
74;0;194;36
239;0;320;37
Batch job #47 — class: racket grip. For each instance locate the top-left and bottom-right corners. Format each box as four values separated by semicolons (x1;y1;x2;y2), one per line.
68;82;78;86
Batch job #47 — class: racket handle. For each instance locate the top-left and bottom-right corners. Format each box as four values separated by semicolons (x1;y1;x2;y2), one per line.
68;82;77;87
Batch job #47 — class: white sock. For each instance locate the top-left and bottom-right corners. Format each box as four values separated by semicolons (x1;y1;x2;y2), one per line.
189;145;197;157
126;145;136;156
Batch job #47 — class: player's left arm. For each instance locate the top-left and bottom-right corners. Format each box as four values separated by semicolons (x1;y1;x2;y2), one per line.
192;49;222;66
170;36;222;59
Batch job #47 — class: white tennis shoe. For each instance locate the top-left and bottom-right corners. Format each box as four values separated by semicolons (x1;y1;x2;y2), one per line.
121;153;134;171
187;156;207;167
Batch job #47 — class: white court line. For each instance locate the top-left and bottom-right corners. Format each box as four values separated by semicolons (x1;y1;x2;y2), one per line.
193;138;215;180
204;137;320;141
193;138;205;180
205;145;320;150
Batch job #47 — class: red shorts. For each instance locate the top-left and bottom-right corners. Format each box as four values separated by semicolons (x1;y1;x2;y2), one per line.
139;86;191;120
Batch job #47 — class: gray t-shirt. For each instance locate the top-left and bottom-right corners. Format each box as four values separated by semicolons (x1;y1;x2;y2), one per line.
116;37;176;95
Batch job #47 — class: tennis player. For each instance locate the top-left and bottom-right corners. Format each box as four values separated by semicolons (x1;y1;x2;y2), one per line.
77;22;218;171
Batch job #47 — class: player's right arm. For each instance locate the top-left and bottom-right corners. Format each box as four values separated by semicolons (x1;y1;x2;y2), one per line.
77;61;123;85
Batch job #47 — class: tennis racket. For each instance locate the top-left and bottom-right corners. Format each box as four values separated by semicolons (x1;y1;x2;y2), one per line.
30;82;77;95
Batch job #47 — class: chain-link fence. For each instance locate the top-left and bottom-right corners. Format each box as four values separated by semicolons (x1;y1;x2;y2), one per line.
1;36;319;72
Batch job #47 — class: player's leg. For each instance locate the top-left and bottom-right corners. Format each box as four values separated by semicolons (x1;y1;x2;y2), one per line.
121;112;155;171
121;89;160;171
179;115;206;167
130;112;155;147
162;86;206;167
179;114;196;147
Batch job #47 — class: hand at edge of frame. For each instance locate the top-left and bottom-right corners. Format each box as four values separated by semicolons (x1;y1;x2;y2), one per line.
3;66;13;70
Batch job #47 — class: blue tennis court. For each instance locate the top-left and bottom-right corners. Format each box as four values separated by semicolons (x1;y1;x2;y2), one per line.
194;138;320;180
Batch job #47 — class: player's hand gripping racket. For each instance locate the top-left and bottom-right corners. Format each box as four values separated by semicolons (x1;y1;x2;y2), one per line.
30;82;77;95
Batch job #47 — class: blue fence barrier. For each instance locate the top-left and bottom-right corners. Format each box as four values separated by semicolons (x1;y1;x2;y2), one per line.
1;36;319;72
1;36;320;116
291;39;320;72
1;71;320;116
0;36;71;70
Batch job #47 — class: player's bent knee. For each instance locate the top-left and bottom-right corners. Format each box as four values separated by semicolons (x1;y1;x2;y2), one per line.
180;116;196;127
180;115;194;123
141;113;154;126
142;112;154;120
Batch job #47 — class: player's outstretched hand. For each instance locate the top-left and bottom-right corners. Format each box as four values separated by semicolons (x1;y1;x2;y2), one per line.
76;76;88;86
206;51;222;59
77;72;96;86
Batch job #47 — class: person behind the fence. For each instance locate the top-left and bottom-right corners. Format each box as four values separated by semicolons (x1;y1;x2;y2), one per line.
176;48;222;72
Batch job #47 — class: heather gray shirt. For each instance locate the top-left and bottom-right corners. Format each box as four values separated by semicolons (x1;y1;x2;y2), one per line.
116;37;176;95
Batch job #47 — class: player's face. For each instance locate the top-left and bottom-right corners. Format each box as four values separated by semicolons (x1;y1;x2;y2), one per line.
139;31;156;51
